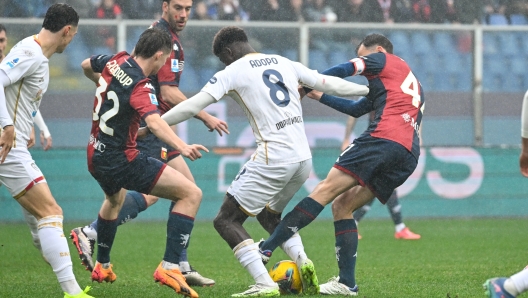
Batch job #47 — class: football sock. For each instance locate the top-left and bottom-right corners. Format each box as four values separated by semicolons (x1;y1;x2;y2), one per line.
508;267;528;295
352;198;374;222
21;207;42;252
335;219;358;288
164;212;194;264
386;191;404;228
96;215;119;264
179;261;191;272
279;233;307;266
38;215;82;295
395;223;406;233
162;260;180;271
179;249;191;272
234;239;275;286
260;197;324;252
86;192;147;240
180;247;188;262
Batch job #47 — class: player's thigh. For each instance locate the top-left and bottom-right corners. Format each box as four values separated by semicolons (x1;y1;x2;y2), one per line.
332;185;375;220
167;155;195;183
227;160;295;216
17;183;62;219
310;167;360;206
150;165;201;203
268;159;312;213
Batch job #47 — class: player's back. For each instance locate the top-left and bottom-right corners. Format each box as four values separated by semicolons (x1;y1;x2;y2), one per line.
202;53;316;165
88;51;157;159
0;35;49;147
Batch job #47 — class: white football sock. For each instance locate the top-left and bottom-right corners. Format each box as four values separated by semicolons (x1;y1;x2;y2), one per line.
234;239;275;286
279;233;307;266
179;261;191;272
507;267;528;296
38;215;82;295
21;207;42;252
395;223;406;233
162;260;180;270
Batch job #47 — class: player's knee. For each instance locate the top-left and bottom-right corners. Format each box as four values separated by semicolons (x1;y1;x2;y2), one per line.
213;213;228;236
145;195;159;206
331;197;352;218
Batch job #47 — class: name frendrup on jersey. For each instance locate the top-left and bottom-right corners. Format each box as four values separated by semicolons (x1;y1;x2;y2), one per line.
106;59;133;86
275;112;303;131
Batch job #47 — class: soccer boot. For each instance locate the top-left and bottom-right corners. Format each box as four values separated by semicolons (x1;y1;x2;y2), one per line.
483;278;515;298
182;266;215;287
394;227;421;240
319;277;358;296
231;284;280;297
153;262;199;298
257;239;272;265
91;262;117;283
70;227;95;271
298;258;319;295
64;286;94;298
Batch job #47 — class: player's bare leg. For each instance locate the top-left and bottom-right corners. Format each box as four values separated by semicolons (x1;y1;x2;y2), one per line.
150;166;200;298
214;194;279;297
17;183;90;297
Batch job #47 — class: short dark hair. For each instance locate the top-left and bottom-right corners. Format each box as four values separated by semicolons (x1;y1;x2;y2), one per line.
212;26;248;56
0;24;6;34
134;27;172;58
42;3;79;33
356;33;394;55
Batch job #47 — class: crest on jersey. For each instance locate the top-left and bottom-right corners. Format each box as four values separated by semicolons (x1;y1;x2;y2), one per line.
6;58;19;68
171;59;179;72
209;77;217;84
149;93;158;105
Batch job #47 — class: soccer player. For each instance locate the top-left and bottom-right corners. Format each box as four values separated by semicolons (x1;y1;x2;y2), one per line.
258;33;424;296
482;90;528;298
81;27;206;298
341;115;421;240
159;26;370;297
70;0;222;286
0;4;93;298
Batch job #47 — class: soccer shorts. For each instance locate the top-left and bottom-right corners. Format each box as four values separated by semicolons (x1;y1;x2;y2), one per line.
89;151;167;196
227;158;312;216
334;135;417;204
137;131;180;163
0;147;46;199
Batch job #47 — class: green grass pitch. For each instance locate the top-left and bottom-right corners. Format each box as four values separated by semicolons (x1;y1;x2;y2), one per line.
0;218;527;297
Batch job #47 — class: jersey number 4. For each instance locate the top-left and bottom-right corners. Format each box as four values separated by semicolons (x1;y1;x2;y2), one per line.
400;71;422;109
93;76;120;136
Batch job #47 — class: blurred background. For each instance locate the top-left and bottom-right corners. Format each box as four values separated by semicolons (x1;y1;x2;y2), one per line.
1;0;527;221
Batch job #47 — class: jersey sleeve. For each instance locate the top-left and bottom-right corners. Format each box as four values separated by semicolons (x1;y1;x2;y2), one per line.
349;52;386;77
200;69;231;101
156;57;180;86
90;54;114;73
0;47;41;84
290;61;319;88
129;79;160;119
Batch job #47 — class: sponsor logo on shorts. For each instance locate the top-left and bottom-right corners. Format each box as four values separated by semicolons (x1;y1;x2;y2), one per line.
161;147;167;160
89;134;106;153
30;163;40;172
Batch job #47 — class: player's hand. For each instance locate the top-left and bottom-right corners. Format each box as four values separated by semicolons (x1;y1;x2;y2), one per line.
40;131;52;151
28;127;36;149
306;90;323;101
180;144;209;161
0;125;15;163
202;115;229;136
137;127;151;139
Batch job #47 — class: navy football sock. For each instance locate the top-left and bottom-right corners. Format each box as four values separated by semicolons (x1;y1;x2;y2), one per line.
96;215;119;264
335;219;358;288
260;197;324;252
89;192;147;231
164;212;194;264
179;248;188;263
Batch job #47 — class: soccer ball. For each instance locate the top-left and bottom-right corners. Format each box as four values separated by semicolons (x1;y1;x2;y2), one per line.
269;260;302;295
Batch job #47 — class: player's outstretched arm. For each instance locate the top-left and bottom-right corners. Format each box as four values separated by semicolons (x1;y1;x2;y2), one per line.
162;92;217;126
145;113;208;161
161;85;229;136
312;75;369;97
520;90;528;177
81;58;100;83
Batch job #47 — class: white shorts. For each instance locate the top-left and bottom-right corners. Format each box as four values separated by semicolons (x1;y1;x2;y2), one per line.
227;158;312;216
0;147;46;198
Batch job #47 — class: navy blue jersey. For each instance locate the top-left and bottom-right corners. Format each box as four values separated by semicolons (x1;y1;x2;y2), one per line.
349;52;424;159
149;18;184;114
87;51;159;172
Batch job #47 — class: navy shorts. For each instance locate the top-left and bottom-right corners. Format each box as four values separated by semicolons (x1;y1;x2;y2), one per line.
137;132;181;163
89;151;167;196
334;135;417;204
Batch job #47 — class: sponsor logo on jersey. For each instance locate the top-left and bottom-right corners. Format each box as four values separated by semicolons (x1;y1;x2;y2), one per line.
24;50;35;57
6;58;19;68
106;60;133;86
402;112;420;133
149;93;158;105
34;89;43;101
275;114;303;131
209;77;217;84
249;57;278;68
161;147;167;160
171;59;179;72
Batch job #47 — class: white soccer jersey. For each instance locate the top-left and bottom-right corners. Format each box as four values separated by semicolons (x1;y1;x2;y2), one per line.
202;53;319;165
0;35;49;148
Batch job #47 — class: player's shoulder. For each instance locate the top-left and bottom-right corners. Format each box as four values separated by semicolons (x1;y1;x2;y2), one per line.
150;19;172;35
8;36;45;60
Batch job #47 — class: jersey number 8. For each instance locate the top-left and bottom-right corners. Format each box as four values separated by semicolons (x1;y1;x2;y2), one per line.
262;69;290;107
